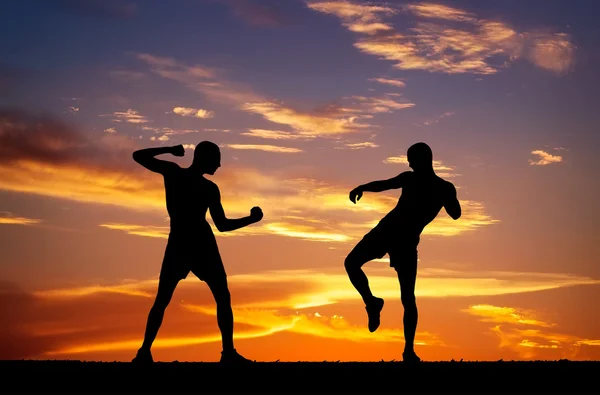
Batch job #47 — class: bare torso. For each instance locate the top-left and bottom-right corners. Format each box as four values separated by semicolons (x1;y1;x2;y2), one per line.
378;171;452;236
163;166;216;235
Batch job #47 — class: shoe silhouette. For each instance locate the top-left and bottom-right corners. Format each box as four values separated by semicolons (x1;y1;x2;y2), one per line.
366;297;384;332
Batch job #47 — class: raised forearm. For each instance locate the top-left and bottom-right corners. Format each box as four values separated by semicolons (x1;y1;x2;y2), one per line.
133;146;174;160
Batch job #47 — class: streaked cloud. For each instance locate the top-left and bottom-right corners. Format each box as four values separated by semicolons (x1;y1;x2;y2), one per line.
0;211;42;226
241;129;316;140
384;154;458;178
465;304;554;327
0;110;497;242
404;3;477;23
307;1;575;75
241;102;372;136
422;111;455;126
221;0;290;27
226;144;303;153
339;141;379;150
150;135;170;142
103;109;149;124
350;95;415;113
103;127;117;134
137;53;412;138
23;268;597;357
172;107;215;119
369;77;406;88
529;149;563;166
35;269;600;306
465;304;600;359
99;223;169;239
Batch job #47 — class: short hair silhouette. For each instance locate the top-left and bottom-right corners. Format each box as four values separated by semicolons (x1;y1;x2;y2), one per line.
194;141;220;163
406;142;433;171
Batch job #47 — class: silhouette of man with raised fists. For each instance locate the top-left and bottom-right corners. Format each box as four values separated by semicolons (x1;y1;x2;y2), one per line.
131;141;263;364
345;142;461;363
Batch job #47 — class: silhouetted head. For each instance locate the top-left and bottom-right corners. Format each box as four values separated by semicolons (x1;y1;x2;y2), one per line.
407;142;433;173
193;141;221;175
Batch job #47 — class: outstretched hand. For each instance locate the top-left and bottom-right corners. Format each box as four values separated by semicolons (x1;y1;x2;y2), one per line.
250;206;263;222
171;144;185;157
349;187;363;204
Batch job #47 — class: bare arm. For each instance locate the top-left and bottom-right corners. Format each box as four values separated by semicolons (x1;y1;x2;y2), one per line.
349;172;408;203
132;144;184;174
444;183;461;220
209;186;263;232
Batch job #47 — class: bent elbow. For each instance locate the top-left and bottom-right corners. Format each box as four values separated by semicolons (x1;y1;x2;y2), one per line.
214;221;229;232
453;211;461;220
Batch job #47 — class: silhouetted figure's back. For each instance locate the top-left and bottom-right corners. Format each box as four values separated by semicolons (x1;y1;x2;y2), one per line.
345;142;461;363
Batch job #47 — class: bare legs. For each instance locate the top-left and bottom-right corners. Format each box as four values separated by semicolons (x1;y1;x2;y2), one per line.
395;259;419;360
344;237;420;361
206;276;234;353
133;274;251;363
344;246;385;333
138;277;180;354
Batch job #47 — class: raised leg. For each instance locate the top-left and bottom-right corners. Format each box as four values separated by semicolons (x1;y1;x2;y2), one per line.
345;236;386;332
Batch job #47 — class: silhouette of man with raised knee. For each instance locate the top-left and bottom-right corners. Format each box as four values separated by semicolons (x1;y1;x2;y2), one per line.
345;142;461;362
131;141;263;364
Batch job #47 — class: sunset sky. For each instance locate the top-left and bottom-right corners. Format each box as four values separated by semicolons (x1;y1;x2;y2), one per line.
1;0;599;362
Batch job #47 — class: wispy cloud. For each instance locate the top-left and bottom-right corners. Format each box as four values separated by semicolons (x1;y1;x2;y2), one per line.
0;110;497;243
384;154;458;178
0;211;42;226
226;144;303;153
466;304;554;327
422;111;455;126
99;223;169;239
104;127;117;134
137;53;413;138
307;1;575;75
25;268;597;357
103;109;149;124
369;77;406;88
219;0;290;27
172;107;215;119
529;149;563;166
241;129;316;140
465;304;600;359
339;141;379;150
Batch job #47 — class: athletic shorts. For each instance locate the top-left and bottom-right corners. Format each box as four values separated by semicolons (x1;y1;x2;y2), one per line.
159;231;227;282
356;224;419;269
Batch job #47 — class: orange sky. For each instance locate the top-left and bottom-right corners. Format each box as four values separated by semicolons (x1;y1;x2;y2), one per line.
1;0;599;361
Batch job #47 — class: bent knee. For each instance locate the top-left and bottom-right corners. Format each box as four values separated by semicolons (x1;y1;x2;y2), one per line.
344;255;361;272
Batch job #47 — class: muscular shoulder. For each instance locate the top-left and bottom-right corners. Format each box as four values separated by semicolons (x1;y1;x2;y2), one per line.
399;171;414;180
442;180;457;196
162;162;182;178
204;178;220;198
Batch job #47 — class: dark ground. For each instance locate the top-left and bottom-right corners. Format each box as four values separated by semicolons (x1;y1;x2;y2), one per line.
2;360;598;391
